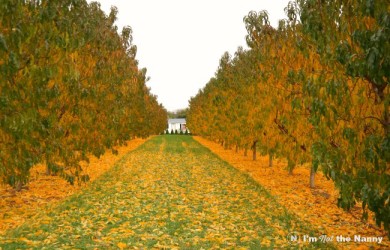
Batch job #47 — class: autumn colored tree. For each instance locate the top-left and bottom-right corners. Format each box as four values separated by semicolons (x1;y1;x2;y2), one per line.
0;0;167;190
187;0;389;236
296;0;389;233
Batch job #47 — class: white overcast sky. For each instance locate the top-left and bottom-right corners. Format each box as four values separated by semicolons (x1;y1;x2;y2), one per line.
87;0;289;111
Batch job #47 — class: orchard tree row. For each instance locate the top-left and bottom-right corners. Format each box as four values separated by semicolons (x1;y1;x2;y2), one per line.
0;0;167;190
188;0;389;235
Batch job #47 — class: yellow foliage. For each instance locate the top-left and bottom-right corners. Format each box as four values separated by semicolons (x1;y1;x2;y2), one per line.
0;138;147;235
117;242;127;249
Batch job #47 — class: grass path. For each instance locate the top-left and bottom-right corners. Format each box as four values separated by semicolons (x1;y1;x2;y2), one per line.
0;136;327;249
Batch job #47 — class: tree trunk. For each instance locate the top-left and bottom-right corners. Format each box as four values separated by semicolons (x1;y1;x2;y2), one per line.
235;144;238;153
310;166;316;188
288;159;294;175
269;153;273;168
244;147;248;157
252;141;257;161
45;155;51;175
46;165;51;175
15;181;23;192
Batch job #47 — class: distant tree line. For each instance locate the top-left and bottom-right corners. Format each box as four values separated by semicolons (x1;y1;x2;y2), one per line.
168;108;188;119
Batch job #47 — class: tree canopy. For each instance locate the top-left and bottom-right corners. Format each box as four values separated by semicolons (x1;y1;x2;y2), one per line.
0;0;167;189
188;0;389;236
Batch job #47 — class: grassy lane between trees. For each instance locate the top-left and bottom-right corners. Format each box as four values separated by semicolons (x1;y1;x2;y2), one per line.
0;135;329;249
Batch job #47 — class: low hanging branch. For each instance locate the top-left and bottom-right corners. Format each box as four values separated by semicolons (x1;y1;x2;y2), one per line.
273;118;306;152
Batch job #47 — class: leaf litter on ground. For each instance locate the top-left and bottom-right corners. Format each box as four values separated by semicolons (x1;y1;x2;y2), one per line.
0;138;147;236
194;136;388;250
0;135;330;249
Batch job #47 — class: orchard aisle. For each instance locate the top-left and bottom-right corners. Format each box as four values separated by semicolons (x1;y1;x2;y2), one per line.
1;136;325;249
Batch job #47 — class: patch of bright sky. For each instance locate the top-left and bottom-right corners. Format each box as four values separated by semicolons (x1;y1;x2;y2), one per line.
87;0;289;111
